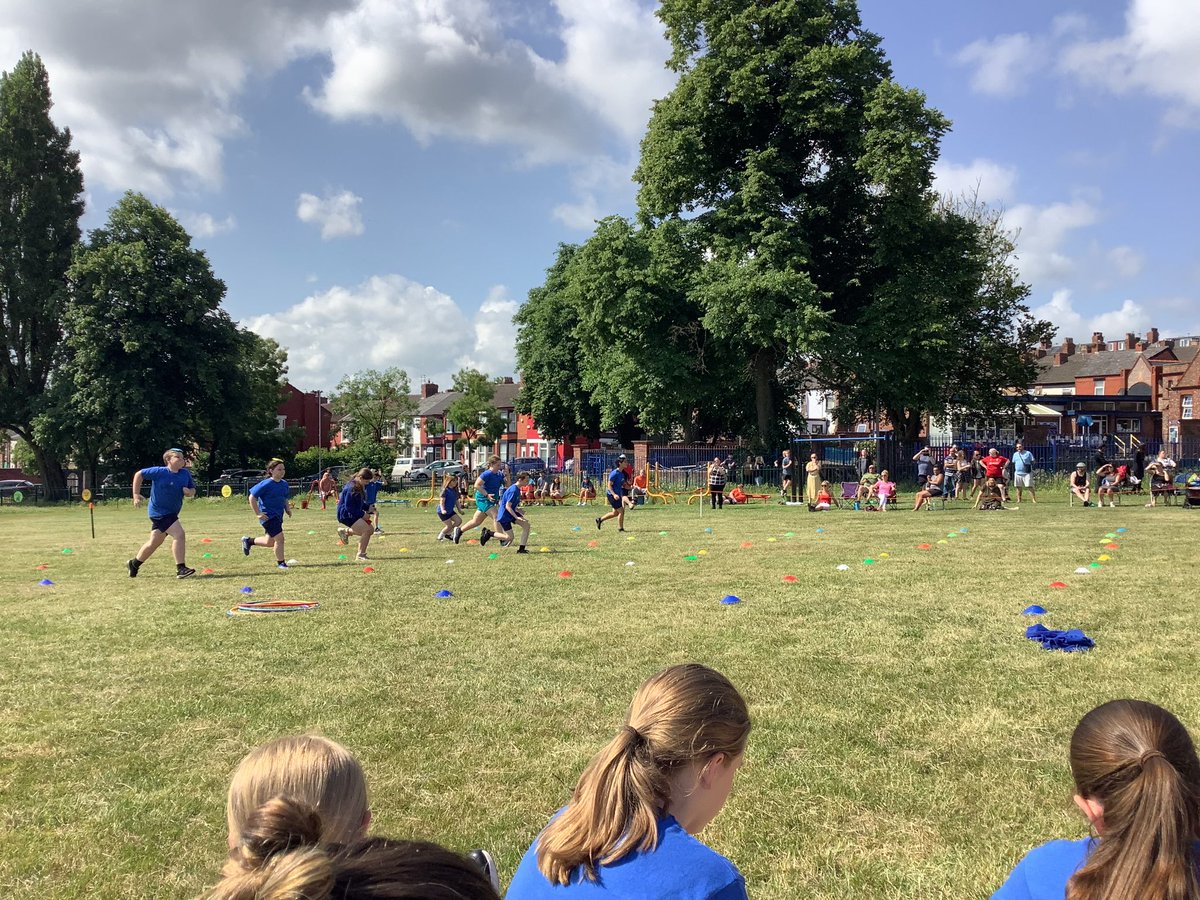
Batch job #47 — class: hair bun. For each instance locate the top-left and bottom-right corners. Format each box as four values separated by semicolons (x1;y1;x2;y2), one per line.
239;796;325;865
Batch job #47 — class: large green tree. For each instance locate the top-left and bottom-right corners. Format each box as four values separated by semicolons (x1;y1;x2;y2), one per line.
330;368;416;447
41;192;287;480
0;52;84;496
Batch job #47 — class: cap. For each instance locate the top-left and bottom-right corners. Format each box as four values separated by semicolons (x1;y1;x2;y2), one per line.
617;454;627;460
1076;462;1086;468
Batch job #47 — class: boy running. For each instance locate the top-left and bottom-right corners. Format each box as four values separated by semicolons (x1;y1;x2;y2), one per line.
596;454;630;531
242;459;293;569
127;448;197;579
453;456;505;544
483;472;531;552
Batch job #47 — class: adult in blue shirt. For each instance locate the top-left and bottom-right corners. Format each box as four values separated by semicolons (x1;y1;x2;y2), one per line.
454;456;505;544
991;699;1200;899
506;664;751;900
484;472;530;553
1011;441;1038;505
242;459;294;569
595;454;630;532
127;448;197;579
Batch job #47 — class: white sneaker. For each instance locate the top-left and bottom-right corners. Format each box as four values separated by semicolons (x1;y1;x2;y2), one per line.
355;553;369;562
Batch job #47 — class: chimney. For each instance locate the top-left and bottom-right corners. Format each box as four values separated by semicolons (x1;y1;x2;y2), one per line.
420;382;439;398
1091;331;1106;352
1147;327;1160;344
1135;339;1146;351
1062;337;1076;357
500;376;515;384
1125;332;1135;351
1055;351;1068;365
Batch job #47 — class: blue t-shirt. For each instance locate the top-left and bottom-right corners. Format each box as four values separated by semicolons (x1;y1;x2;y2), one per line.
249;477;290;519
364;481;382;504
138;466;195;518
608;468;626;497
991;838;1093;900
478;469;505;498
497;483;523;524
337;483;369;523
439;486;459;515
506;814;746;900
1013;451;1035;475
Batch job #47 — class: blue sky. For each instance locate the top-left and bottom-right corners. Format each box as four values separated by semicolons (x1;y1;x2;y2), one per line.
3;0;1197;391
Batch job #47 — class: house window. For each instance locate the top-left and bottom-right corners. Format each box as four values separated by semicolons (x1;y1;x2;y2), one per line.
1169;425;1179;443
1184;395;1194;420
1093;378;1105;395
1115;418;1140;433
276;415;287;431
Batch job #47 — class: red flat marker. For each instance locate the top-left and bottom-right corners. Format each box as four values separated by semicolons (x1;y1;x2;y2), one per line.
782;574;797;583
1105;543;1119;550
917;543;932;550
558;570;573;578
363;566;375;573
1050;581;1068;589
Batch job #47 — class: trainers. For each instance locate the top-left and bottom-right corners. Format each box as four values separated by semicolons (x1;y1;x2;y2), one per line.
437;533;445;541
176;565;196;579
355;554;370;562
451;525;462;544
499;539;512;548
515;545;528;554
241;535;252;556
374;527;383;534
480;527;493;547
127;558;140;578
277;561;289;569
336;526;349;545
466;849;499;892
595;517;602;530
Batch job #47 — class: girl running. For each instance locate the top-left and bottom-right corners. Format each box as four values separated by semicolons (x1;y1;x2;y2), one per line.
336;469;376;562
991;699;1200;899
485;472;531;553
242;459;293;569
506;663;751;900
435;474;462;542
127;448;196;579
453;456;505;544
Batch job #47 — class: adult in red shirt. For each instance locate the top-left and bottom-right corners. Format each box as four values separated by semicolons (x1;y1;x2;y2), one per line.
981;448;1009;500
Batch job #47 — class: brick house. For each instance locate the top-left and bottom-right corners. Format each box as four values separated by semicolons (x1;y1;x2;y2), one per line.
1161;347;1200;447
276;383;336;450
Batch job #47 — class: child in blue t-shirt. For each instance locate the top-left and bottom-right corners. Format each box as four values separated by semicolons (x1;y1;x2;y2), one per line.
336;469;376;562
453;456;505;544
365;470;384;534
435;474;462;542
991;699;1200;899
127;448;197;579
595;455;630;532
506;664;750;900
243;459;294;569
483;472;530;552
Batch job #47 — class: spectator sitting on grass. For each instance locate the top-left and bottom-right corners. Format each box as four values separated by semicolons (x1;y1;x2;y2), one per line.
975;476;1009;511
810;480;834;511
990;699;1200;900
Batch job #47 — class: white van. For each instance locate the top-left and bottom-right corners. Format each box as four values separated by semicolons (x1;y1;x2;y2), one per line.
390;456;424;482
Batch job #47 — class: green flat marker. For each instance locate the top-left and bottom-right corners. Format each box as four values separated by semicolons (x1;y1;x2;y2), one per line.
785;531;795;537
659;531;669;536
684;554;698;561
307;530;316;535
487;553;498;559
1104;533;1116;538
1089;562;1101;568
337;554;347;560
863;558;876;565
202;552;212;558
947;533;957;538
61;548;73;554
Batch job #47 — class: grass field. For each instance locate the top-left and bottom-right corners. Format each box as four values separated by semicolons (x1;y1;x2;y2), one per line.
2;493;1197;899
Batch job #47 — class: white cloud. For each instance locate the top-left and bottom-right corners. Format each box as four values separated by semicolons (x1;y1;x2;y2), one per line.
933;158;1018;205
955;33;1043;97
297;190;364;240
552;154;636;230
245;274;517;390
176;210;237;238
1005;198;1101;285
1059;0;1200;110
1108;245;1145;279
1033;289;1153;341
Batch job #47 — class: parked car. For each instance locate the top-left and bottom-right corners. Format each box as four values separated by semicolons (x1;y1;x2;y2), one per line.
414;459;465;480
508;457;547;477
0;479;36;497
390;456;426;482
213;468;266;491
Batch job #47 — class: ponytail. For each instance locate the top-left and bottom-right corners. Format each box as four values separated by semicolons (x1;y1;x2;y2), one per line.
535;663;750;885
351;468;373;497
1066;700;1200;900
209;797;334;900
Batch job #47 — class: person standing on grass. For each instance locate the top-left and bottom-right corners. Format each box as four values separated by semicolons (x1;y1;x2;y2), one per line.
506;663;751;900
484;472;531;553
336;468;375;562
708;457;727;509
990;699;1200;900
365;469;384;534
804;453;821;502
779;448;793;498
596;453;630;531
1011;442;1038;504
242;459;293;569
453;456;505;544
435;474;462;542
317;468;337;510
912;446;934;488
982;447;1010;501
127;448;196;579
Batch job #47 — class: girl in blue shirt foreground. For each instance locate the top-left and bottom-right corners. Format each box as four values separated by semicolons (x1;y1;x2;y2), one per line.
992;699;1200;900
507;663;750;900
243;459;293;569
435;474;462;541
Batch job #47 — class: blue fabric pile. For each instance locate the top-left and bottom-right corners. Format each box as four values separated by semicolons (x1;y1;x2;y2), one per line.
1025;623;1095;652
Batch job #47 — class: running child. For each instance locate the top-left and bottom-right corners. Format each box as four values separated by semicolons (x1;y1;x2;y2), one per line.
595;454;629;531
336;468;376;562
127;448;197;579
365;469;384;534
435;474;462;542
453;456;505;544
242;459;293;569
484;472;531;553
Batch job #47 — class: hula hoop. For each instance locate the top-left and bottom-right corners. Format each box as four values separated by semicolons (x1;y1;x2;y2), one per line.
227;598;320;617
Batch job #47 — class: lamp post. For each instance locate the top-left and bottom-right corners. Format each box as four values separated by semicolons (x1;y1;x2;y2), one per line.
316;389;322;474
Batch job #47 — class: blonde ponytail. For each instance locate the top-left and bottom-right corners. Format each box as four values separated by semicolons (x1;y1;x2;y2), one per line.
536;663;750;885
208;796;334;900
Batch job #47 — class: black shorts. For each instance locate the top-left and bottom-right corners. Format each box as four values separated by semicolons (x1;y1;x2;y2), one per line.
437;509;457;522
607;492;624;509
337;513;362;528
260;515;284;537
150;514;179;533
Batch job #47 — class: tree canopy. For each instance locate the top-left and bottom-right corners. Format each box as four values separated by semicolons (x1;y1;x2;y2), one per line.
330;368;416;447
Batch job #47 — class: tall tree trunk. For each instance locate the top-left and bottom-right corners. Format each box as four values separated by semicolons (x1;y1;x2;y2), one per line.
30;441;67;499
753;348;776;448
